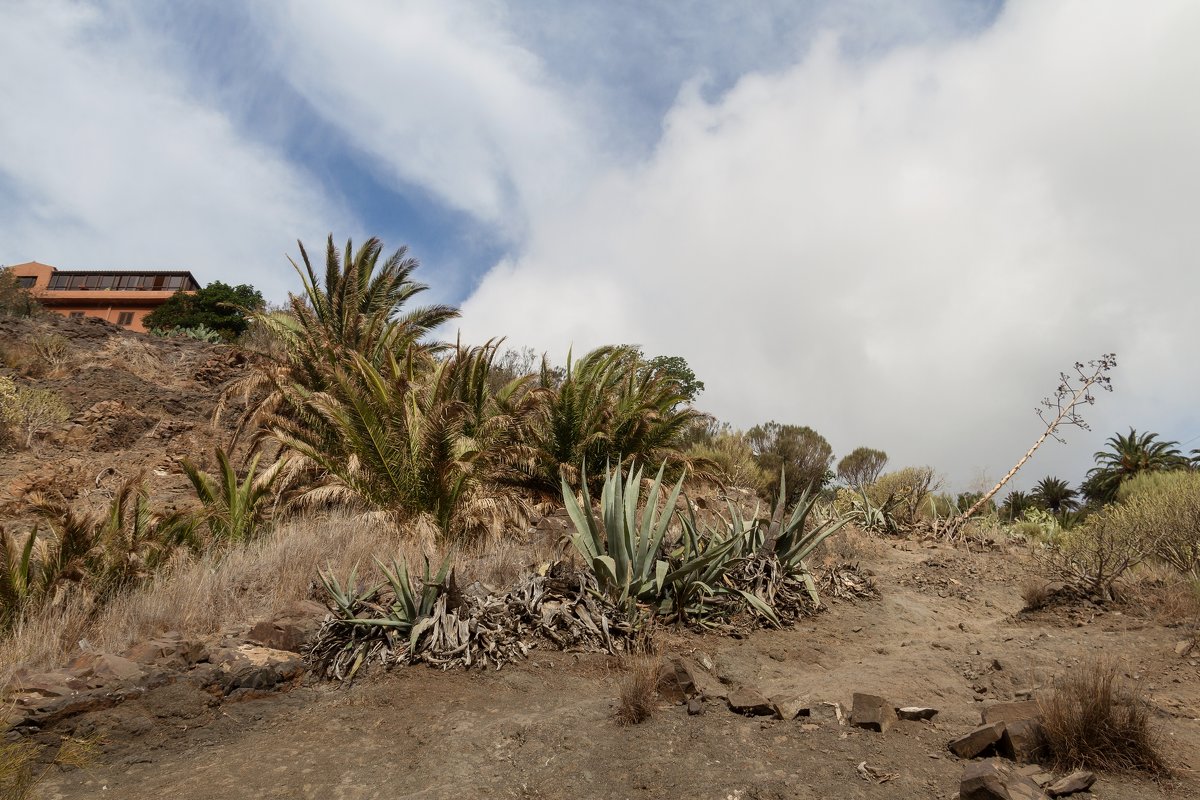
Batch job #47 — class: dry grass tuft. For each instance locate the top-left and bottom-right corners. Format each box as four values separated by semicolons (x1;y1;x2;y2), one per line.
1038;659;1167;774
614;656;660;726
0;733;100;800
0;512;427;689
1020;577;1054;611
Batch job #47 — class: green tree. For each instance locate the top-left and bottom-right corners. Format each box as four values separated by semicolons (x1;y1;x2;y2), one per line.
144;281;265;339
746;421;833;504
1083;428;1189;504
642;354;705;404
0;267;40;317
999;490;1034;522
1030;476;1080;513
836;447;888;487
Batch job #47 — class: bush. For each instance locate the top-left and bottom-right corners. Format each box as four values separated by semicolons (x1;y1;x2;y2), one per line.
30;332;69;372
1039;659;1166;774
0;377;70;448
686;429;770;495
834;467;937;528
1045;502;1161;600
0;267;40;317
1117;471;1200;577
746;421;833;504
143;280;264;340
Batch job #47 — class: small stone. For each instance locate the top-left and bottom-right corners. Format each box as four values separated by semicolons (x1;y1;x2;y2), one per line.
998;718;1046;763
727;688;774;716
897;706;939;721
657;657;699;704
981;700;1041;725
769;694;809;721
809;702;843;725
1046;770;1096;797
849;693;897;733
1016;765;1054;787
1175;640;1195;657
961;759;1050;800
687;697;704;716
949;722;1006;759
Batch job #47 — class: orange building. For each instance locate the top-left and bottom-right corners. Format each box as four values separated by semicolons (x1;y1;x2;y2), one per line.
8;262;200;333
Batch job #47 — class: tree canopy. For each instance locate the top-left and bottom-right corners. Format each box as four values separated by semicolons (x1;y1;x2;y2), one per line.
836;447;888;487
746;421;833;504
143;281;265;339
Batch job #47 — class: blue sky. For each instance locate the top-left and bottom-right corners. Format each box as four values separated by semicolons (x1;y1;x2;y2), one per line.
2;0;1198;490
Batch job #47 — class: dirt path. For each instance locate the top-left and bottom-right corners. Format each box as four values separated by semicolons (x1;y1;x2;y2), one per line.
36;541;1200;799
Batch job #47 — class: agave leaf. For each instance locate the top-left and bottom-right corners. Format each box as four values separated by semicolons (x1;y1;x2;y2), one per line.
735;589;782;627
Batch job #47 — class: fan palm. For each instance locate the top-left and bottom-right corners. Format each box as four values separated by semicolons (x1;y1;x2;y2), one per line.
1084;428;1188;504
1030;476;1080;514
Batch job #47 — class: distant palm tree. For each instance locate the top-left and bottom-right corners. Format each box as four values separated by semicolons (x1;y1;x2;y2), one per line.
1030;476;1079;513
999;490;1033;521
1084;428;1188;504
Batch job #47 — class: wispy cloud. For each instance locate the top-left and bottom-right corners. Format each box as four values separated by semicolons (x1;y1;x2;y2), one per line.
457;0;1200;487
0;0;344;301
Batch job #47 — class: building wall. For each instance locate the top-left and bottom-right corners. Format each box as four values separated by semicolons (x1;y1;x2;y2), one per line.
8;262;195;334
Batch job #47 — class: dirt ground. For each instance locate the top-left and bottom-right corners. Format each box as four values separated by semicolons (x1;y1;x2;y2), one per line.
33;537;1200;800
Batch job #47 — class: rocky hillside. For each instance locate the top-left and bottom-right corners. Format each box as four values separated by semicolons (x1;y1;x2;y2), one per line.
0;313;252;521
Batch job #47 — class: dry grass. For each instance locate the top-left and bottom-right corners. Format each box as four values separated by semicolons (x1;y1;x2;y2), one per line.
0;733;99;800
1020;577;1054;611
1038;658;1167;774
0;510;577;690
0;512;431;689
614;656;660;726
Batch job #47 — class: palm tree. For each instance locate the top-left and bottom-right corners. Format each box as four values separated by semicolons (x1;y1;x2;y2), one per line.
999;490;1033;522
1030;476;1079;513
269;339;531;540
1084;428;1188;504
500;345;704;500
181;448;277;544
221;235;458;446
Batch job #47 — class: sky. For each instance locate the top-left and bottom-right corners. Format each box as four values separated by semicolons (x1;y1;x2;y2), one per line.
2;0;1198;493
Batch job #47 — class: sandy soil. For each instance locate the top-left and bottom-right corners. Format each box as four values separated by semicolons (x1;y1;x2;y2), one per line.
34;538;1200;800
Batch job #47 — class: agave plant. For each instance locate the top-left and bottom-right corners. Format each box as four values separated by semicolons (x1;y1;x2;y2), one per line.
562;461;683;615
316;554;454;681
181;448;276;544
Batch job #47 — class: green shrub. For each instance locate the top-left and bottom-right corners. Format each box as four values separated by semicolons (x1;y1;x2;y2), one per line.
1046;502;1162;600
833;467;937;528
150;323;223;343
0;267;40;317
686;429;770;495
1116;471;1200;577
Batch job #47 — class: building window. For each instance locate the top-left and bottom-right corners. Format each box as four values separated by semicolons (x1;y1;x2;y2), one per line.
69;312;85;319
17;276;36;288
117;311;134;326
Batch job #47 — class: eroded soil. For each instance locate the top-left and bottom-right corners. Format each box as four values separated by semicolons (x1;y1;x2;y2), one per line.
35;540;1200;800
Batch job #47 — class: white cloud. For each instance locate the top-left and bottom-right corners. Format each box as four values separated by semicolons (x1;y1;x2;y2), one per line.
259;0;591;238
0;0;343;302
458;0;1200;489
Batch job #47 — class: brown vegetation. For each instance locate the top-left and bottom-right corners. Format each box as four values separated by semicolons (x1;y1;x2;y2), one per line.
1038;659;1167;774
615;656;660;726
